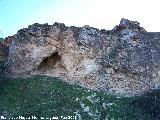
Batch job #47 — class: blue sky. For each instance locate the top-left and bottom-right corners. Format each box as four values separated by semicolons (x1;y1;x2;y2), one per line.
0;0;160;38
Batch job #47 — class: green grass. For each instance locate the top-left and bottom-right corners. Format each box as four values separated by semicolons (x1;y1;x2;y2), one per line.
0;75;154;120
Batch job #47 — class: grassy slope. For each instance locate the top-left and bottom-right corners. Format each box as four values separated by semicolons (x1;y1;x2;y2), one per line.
0;75;153;120
0;49;154;120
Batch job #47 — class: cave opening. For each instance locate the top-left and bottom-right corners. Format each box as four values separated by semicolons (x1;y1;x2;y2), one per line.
37;51;62;72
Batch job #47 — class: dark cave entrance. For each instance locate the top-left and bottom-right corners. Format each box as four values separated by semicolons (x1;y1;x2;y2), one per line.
37;52;62;72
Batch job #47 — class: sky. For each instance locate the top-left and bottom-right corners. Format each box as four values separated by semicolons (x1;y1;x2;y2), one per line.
0;0;160;38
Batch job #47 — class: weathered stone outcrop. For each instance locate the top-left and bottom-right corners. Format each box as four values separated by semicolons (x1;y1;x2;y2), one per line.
4;19;160;96
0;37;12;78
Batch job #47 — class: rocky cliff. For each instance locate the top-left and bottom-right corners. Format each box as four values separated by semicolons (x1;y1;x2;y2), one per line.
2;18;160;97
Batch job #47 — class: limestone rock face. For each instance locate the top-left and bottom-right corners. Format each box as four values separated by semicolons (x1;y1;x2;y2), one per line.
5;19;160;96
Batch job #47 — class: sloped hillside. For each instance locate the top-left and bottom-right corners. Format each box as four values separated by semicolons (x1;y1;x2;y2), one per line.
0;75;153;120
1;19;160;119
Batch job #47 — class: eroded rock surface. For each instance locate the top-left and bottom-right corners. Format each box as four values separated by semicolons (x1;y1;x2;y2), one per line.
4;19;160;96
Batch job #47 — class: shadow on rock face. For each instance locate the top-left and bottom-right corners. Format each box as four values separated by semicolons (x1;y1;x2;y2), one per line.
37;51;62;72
132;89;160;119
